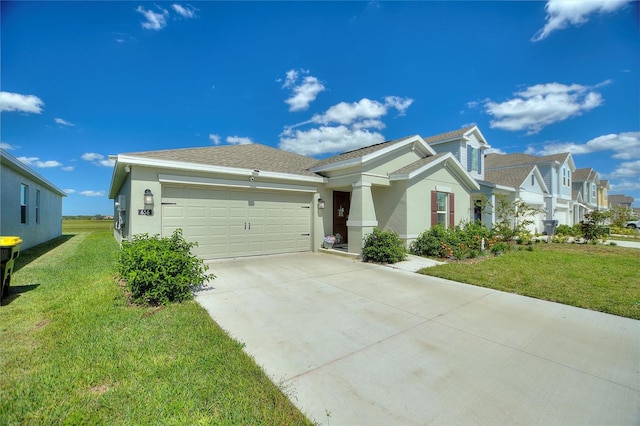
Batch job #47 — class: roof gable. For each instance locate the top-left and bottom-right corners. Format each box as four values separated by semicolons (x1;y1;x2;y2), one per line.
389;152;480;191
422;125;490;148
310;135;435;173
484;165;549;193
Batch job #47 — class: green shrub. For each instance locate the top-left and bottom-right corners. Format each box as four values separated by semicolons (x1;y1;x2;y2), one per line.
362;228;407;264
411;222;493;260
410;225;451;258
490;241;510;255
118;229;215;306
555;224;577;236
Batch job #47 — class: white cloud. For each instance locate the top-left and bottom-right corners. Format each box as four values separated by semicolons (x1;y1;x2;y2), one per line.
525;131;640;160
62;166;75;172
485;147;507;155
532;0;632;42
136;5;169;30
82;152;115;167
279;126;385;157
311;98;387;125
606;160;640;179
0;142;17;150
484;82;606;134
384;96;413;116
280;95;413;156
0;91;44;113
610;178;640;192
80;190;106;197
226;136;254;145
64;189;77;194
82;153;104;161
172;4;197;18
55;117;75;127
17;157;62;168
282;69;326;112
209;134;221;145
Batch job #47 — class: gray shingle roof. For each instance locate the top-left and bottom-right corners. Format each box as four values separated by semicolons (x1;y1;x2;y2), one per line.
484;165;535;188
124;144;320;177
311;135;415;169
391;152;448;176
421;125;475;145
485;152;571;169
573;167;596;182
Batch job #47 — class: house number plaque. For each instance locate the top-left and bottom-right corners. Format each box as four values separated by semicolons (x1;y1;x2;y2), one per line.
138;209;153;216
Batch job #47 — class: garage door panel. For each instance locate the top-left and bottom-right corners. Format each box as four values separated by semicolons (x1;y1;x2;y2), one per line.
162;185;311;259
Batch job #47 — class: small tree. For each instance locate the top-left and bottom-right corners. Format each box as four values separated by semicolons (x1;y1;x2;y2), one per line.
580;210;609;242
493;197;545;246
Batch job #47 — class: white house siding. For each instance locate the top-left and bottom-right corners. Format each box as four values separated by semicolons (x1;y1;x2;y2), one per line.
1;151;64;250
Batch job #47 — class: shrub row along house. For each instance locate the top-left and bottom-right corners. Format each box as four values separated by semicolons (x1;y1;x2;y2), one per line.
108;125;611;259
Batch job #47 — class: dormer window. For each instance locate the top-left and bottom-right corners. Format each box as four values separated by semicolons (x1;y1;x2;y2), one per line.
467;146;482;173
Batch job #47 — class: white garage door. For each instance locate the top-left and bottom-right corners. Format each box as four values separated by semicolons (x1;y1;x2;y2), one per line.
161;185;312;259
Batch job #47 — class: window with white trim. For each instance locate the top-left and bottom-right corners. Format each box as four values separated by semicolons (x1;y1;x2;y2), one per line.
436;192;447;226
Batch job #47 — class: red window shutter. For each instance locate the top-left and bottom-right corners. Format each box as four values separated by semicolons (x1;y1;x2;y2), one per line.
431;190;437;226
448;193;455;228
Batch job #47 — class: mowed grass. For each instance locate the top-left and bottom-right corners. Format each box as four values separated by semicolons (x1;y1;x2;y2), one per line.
0;229;312;425
419;243;640;319
62;219;113;232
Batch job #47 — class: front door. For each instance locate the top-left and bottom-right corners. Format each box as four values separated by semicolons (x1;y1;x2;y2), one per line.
333;191;350;244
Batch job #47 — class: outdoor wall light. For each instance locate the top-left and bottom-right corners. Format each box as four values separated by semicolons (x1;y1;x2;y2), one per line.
318;198;326;209
144;189;154;207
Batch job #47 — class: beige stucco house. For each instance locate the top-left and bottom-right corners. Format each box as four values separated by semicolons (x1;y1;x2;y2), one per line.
108;134;479;259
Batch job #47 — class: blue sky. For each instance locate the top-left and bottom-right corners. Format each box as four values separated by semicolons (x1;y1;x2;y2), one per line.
1;0;638;215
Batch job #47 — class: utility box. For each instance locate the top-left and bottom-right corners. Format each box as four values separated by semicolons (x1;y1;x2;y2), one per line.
1;236;23;305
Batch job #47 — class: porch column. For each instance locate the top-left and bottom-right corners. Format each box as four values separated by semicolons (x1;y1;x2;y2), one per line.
346;181;378;254
485;193;496;228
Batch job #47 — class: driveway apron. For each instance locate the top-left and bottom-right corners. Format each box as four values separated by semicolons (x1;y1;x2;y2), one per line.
196;252;639;425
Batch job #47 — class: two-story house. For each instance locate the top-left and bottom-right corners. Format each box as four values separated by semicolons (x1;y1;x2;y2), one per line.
598;179;610;211
483;152;576;228
572;167;600;222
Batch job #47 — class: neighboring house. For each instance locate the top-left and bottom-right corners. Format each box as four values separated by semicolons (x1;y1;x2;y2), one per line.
108;135;479;258
480;165;549;234
608;194;634;209
0;149;66;250
484;152;576;227
572;167;599;223
598;179;609;211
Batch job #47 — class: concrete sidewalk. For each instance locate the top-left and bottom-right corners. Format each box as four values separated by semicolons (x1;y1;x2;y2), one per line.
196;252;639;425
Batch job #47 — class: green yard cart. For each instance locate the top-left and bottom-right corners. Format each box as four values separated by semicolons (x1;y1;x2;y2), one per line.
1;236;23;305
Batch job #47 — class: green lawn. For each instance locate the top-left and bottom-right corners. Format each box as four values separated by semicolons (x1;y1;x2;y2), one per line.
419;243;640;320
0;230;312;425
62;219;113;233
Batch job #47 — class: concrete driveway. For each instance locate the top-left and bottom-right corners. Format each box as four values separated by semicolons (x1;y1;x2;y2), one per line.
196;252;639;425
